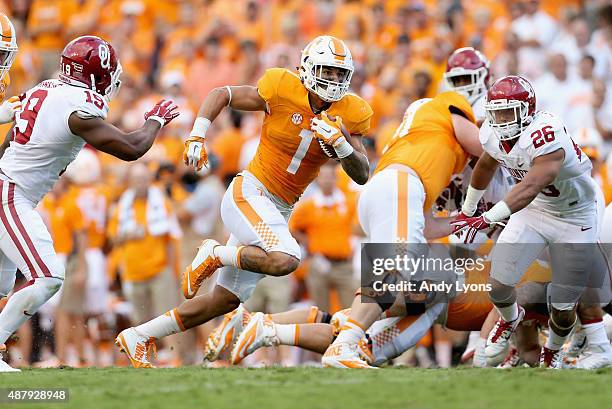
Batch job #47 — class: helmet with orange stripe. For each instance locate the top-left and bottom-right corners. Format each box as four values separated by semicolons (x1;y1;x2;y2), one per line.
0;13;17;81
299;35;354;102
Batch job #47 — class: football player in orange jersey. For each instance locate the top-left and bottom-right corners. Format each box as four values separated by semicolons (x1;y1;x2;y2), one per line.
323;84;483;368
0;13;22;125
116;36;373;367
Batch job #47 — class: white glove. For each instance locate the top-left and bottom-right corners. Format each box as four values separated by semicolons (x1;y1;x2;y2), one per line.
183;117;212;170
0;96;22;124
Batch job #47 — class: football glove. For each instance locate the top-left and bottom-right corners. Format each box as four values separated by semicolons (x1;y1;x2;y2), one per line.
450;213;491;244
144;99;179;127
0;96;22;124
310;111;344;147
183;136;208;170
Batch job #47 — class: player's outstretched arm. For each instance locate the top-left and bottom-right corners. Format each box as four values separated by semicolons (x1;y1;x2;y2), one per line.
503;148;564;213
459;152;499;217
185;86;266;170
70;99;179;161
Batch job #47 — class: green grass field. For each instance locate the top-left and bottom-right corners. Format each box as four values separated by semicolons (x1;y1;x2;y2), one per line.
1;367;611;409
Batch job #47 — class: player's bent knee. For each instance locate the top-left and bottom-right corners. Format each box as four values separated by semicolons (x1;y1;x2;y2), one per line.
212;285;241;311
35;276;63;299
265;252;299;276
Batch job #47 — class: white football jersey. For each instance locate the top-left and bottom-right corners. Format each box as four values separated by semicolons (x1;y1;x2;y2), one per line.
480;111;595;215
472;93;486;125
0;80;108;203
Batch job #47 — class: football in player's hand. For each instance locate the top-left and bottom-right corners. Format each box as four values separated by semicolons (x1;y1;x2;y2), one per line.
318;139;339;159
315;113;340;160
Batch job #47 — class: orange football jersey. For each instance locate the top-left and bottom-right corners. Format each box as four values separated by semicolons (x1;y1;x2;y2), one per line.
247;68;373;205
375;91;476;210
70;185;109;249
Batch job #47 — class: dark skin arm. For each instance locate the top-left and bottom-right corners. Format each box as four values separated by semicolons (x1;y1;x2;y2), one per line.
469;151;500;191
337;126;369;185
502;148;564;212
197;85;266;121
68;115;161;161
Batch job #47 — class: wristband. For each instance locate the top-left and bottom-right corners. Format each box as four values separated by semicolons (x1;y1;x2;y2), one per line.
225;86;232;106
190;117;211;138
333;137;354;159
147;116;165;127
483;201;512;223
461;185;486;216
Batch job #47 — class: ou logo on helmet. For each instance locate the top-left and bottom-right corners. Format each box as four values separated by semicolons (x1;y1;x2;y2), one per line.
99;44;110;69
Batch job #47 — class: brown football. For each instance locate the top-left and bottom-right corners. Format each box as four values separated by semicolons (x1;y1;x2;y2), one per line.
318;139;339;159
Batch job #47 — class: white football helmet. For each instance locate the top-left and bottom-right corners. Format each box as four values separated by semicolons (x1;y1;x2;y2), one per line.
0;13;17;81
299;36;354;102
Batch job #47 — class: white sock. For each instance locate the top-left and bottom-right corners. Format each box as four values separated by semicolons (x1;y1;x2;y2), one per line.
0;277;62;344
214;246;242;268
335;319;366;345
496;303;519;322
473;337;487;367
583;320;610;347
435;341;452;368
275;323;298;345
545;327;568;350
135;309;183;339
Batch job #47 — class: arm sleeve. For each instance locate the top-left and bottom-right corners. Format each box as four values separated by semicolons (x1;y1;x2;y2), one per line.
372;303;445;365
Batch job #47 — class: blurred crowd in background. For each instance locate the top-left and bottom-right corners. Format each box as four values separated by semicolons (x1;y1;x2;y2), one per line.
0;0;611;368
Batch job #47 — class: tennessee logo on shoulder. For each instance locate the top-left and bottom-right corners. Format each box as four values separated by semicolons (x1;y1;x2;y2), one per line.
291;112;303;125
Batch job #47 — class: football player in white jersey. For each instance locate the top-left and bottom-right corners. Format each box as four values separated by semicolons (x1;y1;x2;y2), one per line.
443;46;490;126
0;36;178;372
451;75;609;368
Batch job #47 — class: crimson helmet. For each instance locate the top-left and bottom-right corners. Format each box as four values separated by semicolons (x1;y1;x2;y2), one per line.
59;36;122;100
444;47;490;105
485;75;536;140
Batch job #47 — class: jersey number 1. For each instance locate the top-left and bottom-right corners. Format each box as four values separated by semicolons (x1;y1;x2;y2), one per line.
13;89;49;145
287;129;313;175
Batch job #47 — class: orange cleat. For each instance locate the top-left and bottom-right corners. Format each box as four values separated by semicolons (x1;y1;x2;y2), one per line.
115;328;157;368
204;304;251;362
182;239;223;299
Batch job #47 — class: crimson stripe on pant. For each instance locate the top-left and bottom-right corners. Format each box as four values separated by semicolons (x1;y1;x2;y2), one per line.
7;182;51;277
0;180;39;278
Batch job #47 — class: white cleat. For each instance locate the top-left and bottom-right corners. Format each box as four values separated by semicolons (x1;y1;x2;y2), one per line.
565;327;587;359
204;304;251;362
330;308;351;336
115;328;157;368
485;307;525;366
231;312;278;365
0;344;20;372
573;344;612;369
182;239;223;299
322;341;376;369
540;346;563;369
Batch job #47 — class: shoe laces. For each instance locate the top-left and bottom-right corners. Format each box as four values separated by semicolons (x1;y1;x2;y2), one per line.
540;347;562;367
490;318;515;343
